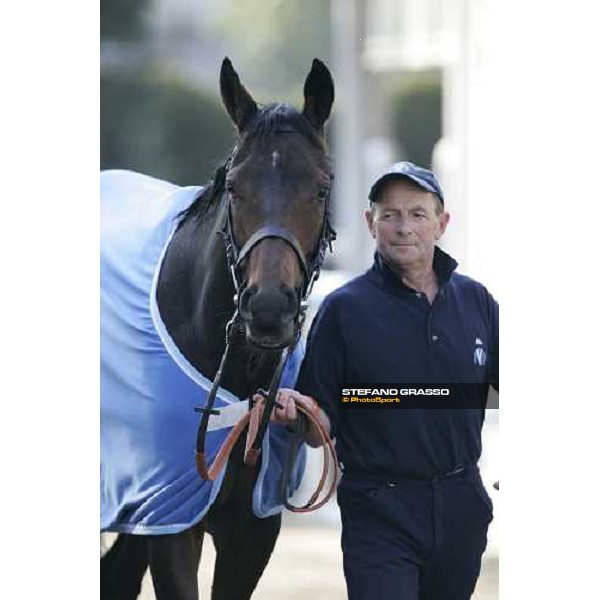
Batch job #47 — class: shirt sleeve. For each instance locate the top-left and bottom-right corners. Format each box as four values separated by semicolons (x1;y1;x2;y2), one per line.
294;296;346;438
487;292;499;392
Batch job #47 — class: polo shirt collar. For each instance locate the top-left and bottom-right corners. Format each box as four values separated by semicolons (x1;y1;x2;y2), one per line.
371;246;458;293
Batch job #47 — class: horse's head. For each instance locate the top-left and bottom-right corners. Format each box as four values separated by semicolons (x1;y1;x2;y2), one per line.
220;58;335;349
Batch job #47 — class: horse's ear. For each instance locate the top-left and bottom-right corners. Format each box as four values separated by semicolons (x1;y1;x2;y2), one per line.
220;57;258;132
302;59;334;132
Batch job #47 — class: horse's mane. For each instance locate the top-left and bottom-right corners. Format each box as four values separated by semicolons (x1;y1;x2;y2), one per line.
176;159;229;226
178;103;325;226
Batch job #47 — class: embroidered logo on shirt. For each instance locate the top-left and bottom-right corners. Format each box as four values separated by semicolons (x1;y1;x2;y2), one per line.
474;338;487;366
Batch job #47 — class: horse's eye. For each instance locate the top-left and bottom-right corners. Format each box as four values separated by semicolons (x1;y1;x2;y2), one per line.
225;182;238;197
316;187;329;202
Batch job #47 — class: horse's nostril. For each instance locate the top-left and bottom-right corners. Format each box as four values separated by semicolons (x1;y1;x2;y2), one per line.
281;285;298;316
239;285;257;319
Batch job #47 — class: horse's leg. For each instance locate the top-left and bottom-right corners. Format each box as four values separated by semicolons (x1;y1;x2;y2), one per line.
211;512;281;600
146;524;205;600
100;533;148;600
205;466;282;600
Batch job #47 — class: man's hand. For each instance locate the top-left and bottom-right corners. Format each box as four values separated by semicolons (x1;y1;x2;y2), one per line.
256;388;331;448
257;388;315;426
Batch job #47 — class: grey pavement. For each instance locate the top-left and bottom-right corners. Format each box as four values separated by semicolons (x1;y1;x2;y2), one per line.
131;522;498;599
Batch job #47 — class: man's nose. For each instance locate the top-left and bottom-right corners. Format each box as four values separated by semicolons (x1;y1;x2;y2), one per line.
395;220;413;235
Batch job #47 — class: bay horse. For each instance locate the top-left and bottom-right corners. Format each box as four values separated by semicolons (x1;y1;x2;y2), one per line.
100;58;335;600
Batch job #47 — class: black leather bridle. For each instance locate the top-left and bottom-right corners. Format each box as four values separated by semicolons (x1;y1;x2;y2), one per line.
222;168;336;320
194;152;336;481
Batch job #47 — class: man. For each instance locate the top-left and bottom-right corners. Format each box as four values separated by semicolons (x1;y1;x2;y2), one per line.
271;161;499;600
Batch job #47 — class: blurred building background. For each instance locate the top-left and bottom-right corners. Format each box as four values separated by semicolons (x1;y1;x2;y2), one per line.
101;0;499;279
101;0;499;597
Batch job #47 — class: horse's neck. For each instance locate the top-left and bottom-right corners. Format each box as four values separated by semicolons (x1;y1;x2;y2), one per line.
157;201;280;399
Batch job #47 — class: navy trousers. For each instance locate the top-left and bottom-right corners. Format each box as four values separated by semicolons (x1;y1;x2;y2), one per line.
337;466;493;600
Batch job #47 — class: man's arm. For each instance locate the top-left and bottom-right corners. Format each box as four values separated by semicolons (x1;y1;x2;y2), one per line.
488;291;499;392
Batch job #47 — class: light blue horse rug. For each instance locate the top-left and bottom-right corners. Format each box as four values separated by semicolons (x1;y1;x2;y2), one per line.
100;170;306;534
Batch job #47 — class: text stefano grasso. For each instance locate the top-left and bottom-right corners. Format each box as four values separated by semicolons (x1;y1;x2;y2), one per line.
342;388;451;396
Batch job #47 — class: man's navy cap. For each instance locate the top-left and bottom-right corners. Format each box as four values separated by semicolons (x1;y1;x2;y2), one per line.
368;161;444;205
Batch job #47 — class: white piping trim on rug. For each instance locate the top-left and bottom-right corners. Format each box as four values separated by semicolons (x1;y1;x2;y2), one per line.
149;222;239;406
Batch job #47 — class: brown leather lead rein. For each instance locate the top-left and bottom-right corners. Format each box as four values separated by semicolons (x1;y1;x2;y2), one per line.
195;338;339;512
196;392;339;512
195;342;289;480
279;397;340;513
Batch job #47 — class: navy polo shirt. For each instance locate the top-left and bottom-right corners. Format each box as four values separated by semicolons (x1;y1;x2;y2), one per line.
295;248;499;479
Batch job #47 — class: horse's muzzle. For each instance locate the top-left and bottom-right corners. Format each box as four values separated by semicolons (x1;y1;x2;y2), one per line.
238;284;298;348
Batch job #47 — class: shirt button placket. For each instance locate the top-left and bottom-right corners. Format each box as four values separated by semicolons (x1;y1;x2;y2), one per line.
427;306;440;345
426;308;433;346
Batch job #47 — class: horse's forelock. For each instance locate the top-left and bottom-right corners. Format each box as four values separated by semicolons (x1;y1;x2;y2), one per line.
242;103;325;150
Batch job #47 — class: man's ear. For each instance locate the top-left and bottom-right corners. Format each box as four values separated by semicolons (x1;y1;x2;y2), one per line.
435;212;450;240
365;208;376;239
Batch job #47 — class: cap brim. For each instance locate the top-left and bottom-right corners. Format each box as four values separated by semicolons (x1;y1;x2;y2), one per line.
369;173;439;202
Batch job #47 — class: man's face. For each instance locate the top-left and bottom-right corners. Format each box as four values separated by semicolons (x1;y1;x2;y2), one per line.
365;179;450;271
